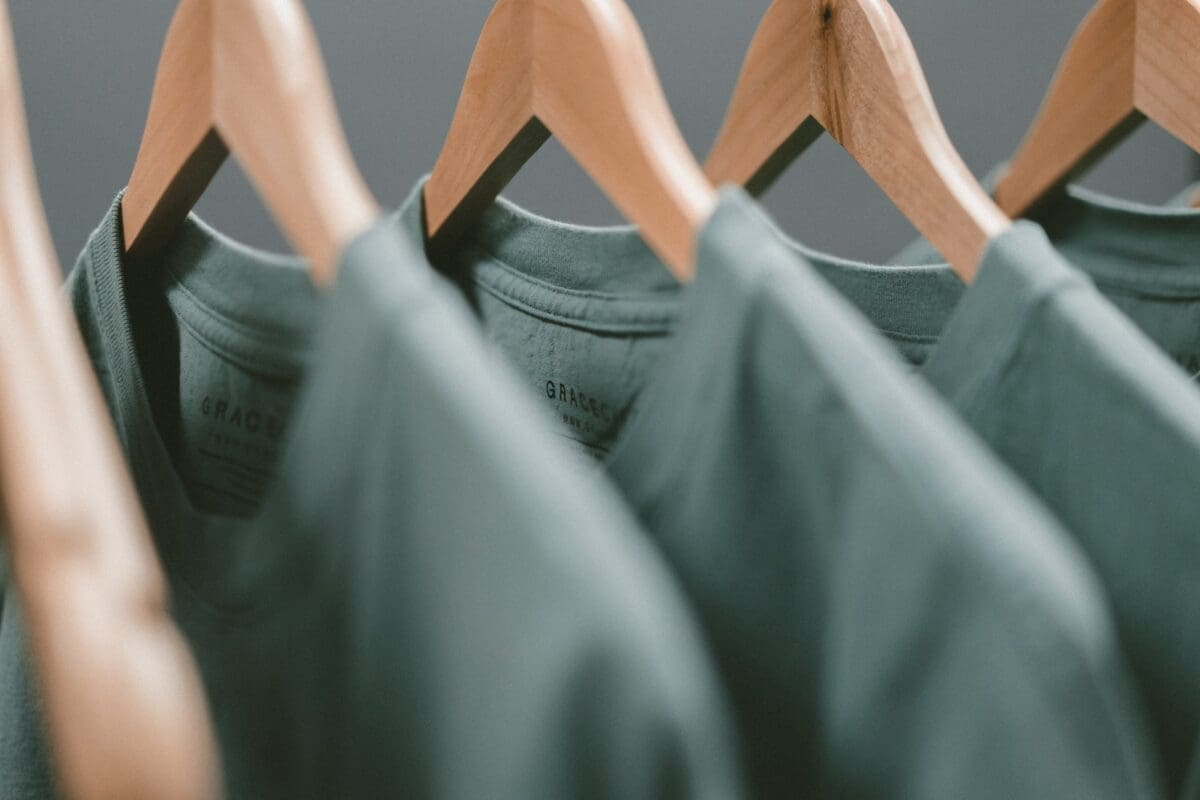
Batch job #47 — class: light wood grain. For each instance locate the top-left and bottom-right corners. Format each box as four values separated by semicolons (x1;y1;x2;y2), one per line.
423;0;717;281
123;0;379;285
998;0;1200;217
0;3;219;798
995;0;1138;216
705;0;1010;280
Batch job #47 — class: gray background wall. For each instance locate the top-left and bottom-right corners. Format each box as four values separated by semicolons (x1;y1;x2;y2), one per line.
6;1;1195;269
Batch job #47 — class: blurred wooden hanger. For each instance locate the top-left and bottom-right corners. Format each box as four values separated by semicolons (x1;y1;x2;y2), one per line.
122;0;378;285
705;0;1010;281
0;3;219;798
996;0;1200;217
423;0;717;282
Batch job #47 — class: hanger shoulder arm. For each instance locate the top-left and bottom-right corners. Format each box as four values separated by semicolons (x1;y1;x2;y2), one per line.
125;0;378;282
995;0;1138;217
212;0;377;284
532;0;716;278
0;300;222;800
705;0;822;193
123;0;224;261
426;0;715;281
424;0;541;243
1135;0;1200;155
704;1;1007;278
827;0;1009;276
0;4;221;797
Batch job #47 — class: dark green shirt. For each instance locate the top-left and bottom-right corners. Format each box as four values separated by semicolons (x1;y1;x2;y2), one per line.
0;197;744;800
795;199;1200;793
398;182;1160;799
895;182;1200;381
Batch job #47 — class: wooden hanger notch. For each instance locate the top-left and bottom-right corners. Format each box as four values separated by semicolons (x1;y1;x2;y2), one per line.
423;0;717;281
122;0;378;284
706;0;1010;280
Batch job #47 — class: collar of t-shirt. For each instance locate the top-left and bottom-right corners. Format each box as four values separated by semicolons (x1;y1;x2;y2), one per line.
399;184;808;509
898;180;1200;286
405;182;691;496
74;196;435;616
889;181;1200;377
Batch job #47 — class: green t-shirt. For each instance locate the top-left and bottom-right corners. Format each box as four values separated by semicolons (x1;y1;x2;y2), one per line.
894;182;1200;381
0;197;744;800
791;210;1200;794
396;182;1160;799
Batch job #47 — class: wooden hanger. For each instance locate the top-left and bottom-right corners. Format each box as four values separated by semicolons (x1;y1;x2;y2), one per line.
122;0;379;285
422;0;717;282
0;3;219;798
996;0;1200;217
705;0;1010;281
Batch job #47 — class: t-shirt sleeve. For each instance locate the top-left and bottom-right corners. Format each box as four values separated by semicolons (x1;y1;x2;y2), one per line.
641;202;1158;798
768;284;1159;799
310;237;745;800
963;272;1200;787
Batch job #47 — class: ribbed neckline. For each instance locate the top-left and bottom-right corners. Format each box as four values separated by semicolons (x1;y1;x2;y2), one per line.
900;175;1200;295
1033;183;1200;298
81;193;375;619
766;218;1086;411
399;180;684;334
756;176;1200;354
752;206;967;342
394;180;760;511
